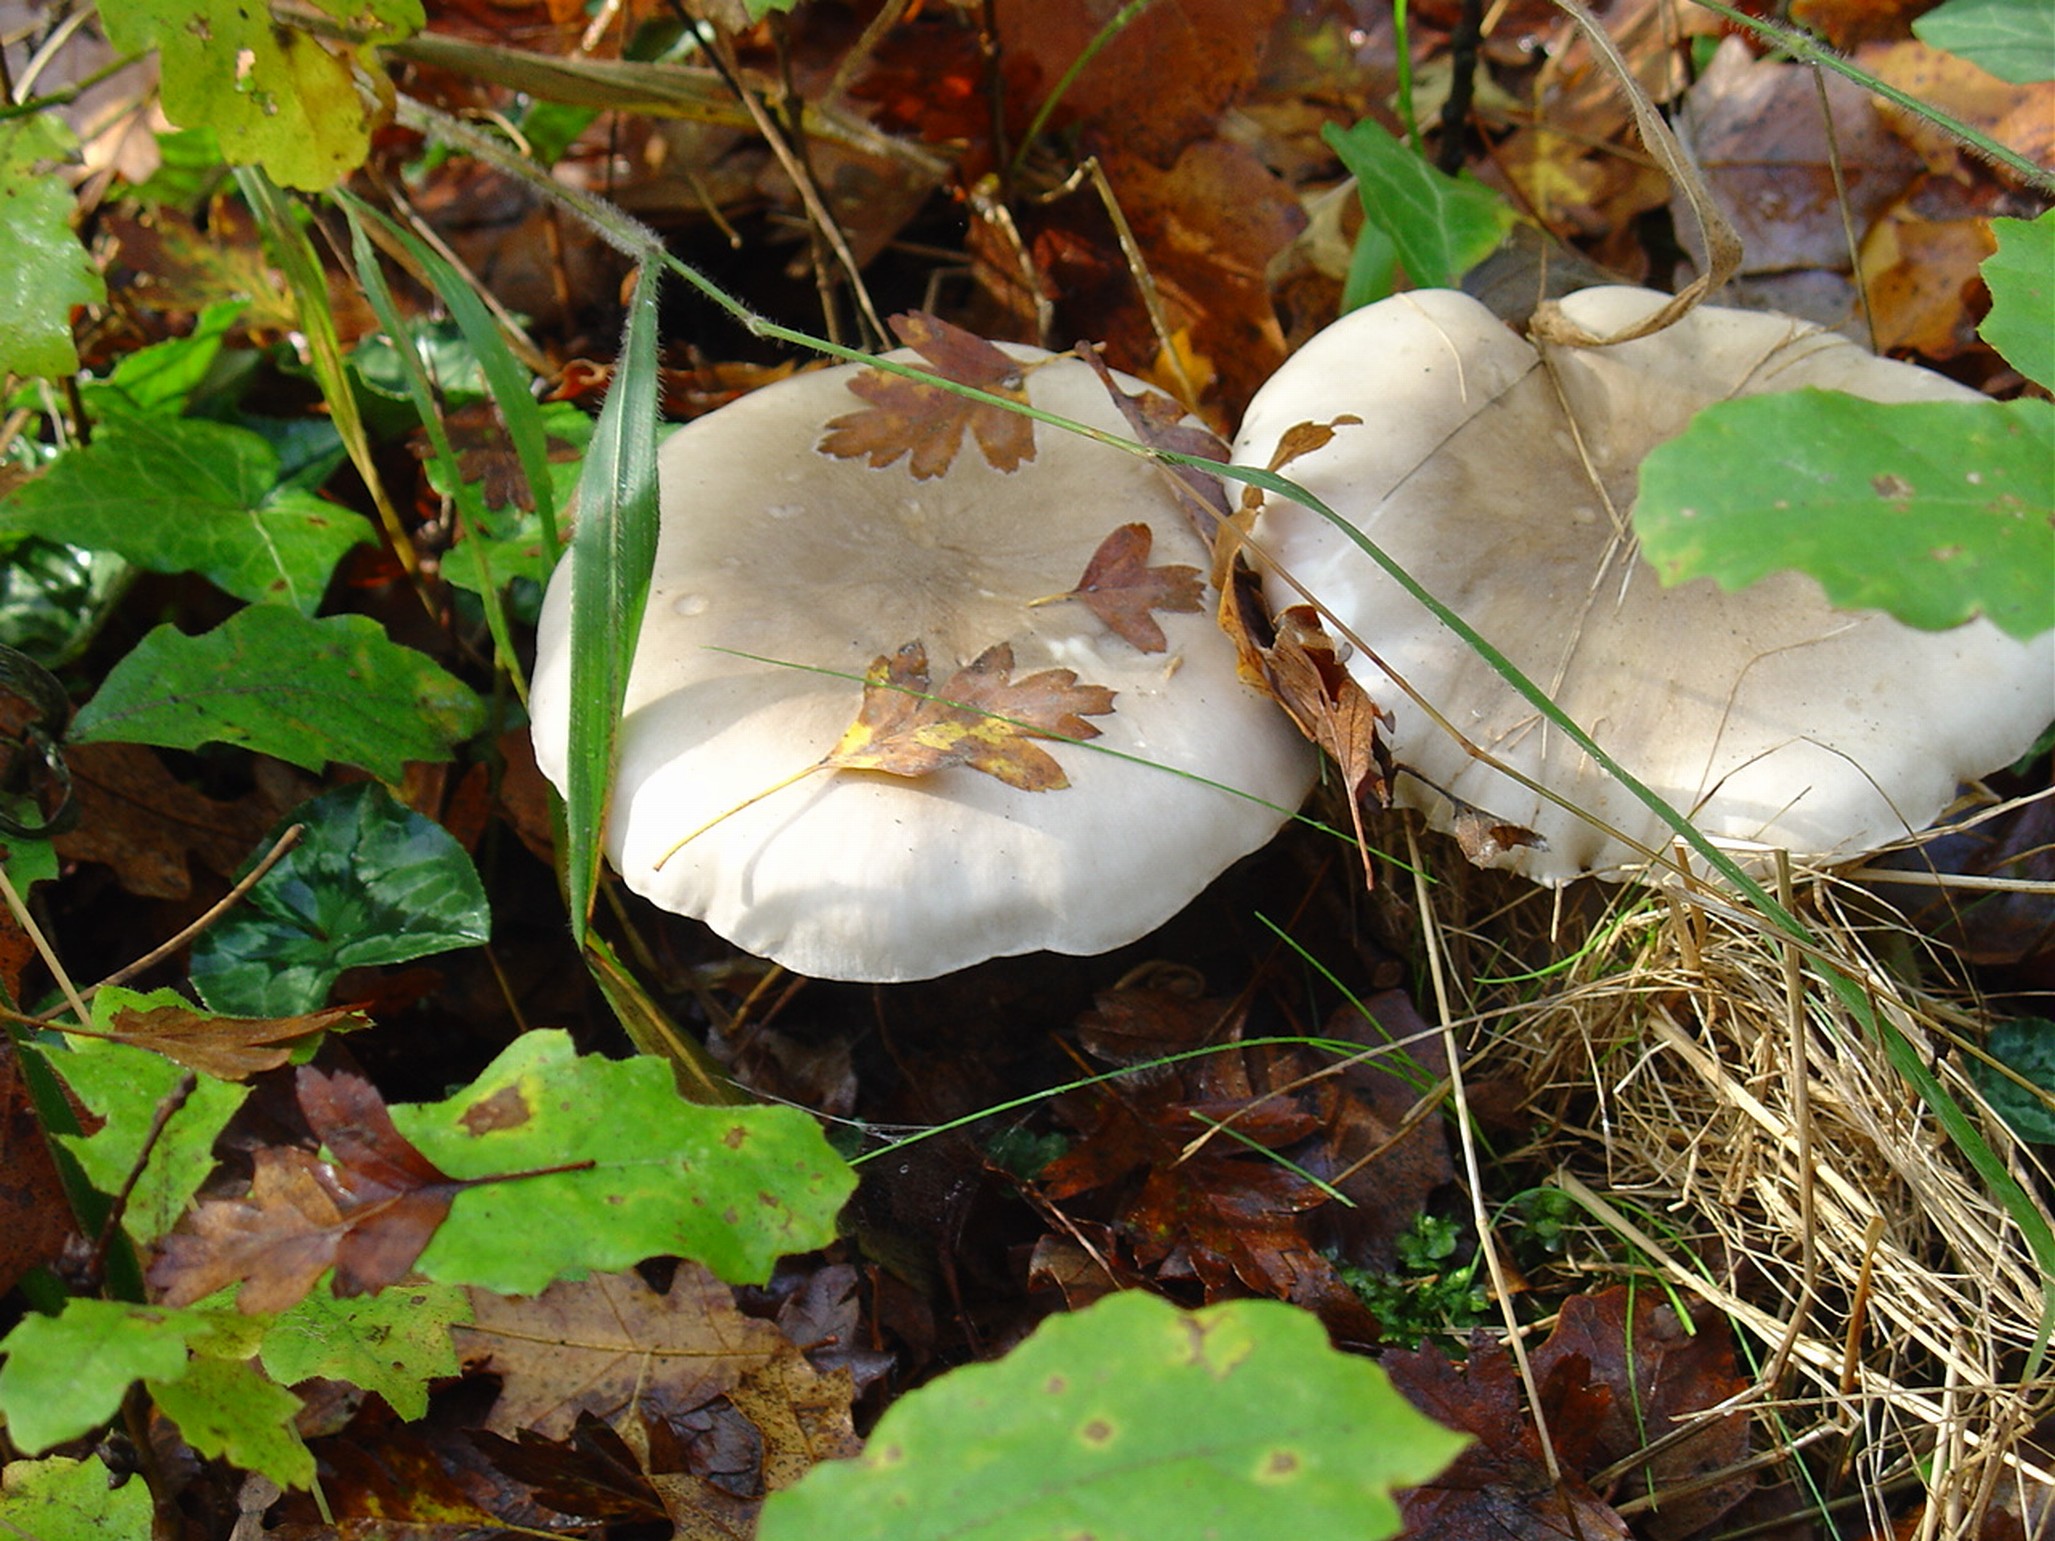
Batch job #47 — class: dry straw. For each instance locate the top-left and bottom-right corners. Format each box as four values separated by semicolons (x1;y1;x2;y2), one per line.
1419;830;2054;1537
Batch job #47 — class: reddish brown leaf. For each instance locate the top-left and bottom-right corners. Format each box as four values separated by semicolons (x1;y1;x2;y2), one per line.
1044;523;1204;653
1383;1334;1633;1539
1263;605;1392;882
91;1002;365;1081
56;741;287;900
1448;806;1548;867
1077;342;1232;537
150;1066;461;1313
817;312;1035;479
1528;1288;1753;1540
0;1038;80;1297
823;640;1115;792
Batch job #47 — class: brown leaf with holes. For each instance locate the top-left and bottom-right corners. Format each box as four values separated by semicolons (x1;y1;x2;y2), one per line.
818;312;1034;479
1263;605;1391;884
91;1001;366;1081
150;1066;462;1313
823;640;1114;792
455;1266;784;1440
1044;524;1204;653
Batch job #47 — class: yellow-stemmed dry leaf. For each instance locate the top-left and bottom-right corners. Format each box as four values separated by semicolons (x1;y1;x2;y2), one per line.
824;641;1115;791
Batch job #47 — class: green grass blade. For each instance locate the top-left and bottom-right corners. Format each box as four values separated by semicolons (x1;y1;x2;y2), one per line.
562;265;662;947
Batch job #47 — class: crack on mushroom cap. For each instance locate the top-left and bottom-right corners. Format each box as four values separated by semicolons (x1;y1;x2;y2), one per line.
1234;286;2055;883
531;345;1318;981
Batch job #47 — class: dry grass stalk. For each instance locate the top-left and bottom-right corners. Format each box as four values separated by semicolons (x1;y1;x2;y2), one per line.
1434;847;2054;1537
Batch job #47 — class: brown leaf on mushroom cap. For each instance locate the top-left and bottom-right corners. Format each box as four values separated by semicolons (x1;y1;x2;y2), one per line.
1044;523;1205;653
818;312;1035;479
1077;342;1231;538
823;640;1115;792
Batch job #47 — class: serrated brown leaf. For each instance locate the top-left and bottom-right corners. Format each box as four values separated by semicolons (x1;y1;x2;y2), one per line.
94;1002;365;1081
1077;342;1232;538
1044;523;1205;653
817;311;1035;479
455;1266;784;1440
1263;605;1392;885
823;640;1115;792
150;1066;461;1313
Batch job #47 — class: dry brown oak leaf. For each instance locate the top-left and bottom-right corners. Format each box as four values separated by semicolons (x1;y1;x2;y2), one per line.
1263;604;1392;872
825;640;1115;792
1039;523;1205;654
816;311;1035;479
454;1265;785;1440
151;1065;464;1313
85;1002;365;1081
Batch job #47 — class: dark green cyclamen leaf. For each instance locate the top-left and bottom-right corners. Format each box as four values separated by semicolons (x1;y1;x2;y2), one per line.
757;1292;1468;1541
190;783;490;1017
1975;1018;2055;1144
1982;213;2052;389
0;414;367;611
1635;392;2055;641
394;1030;854;1292
1324;118;1516;292
69;607;484;778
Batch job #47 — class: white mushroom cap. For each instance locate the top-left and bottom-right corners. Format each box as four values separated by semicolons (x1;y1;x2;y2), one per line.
1232;286;2055;883
530;345;1316;982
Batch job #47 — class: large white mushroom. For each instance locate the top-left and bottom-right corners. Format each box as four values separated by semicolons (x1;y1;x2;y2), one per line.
1231;286;2055;882
530;333;1316;982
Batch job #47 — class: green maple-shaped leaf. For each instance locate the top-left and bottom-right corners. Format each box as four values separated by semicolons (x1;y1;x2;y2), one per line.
100;0;423;190
0;1455;152;1541
258;1277;469;1419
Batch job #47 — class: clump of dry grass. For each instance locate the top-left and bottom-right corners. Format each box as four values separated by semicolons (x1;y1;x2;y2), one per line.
1437;850;2053;1537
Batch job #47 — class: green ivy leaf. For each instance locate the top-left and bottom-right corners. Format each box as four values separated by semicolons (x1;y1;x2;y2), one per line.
258;1277;469;1420
100;0;423;190
393;1030;855;1292
52;997;251;1247
1975;1018;2055;1144
1914;0;2055;83
1324;119;1516;291
70;607;484;777
0;1299;201;1453
0;1456;152;1541
147;1355;314;1490
190;782;491;1016
1635;392;2055;640
0;117;106;380
1983;212;2052;389
757;1293;1467;1541
0;414;368;611
82;299;248;417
